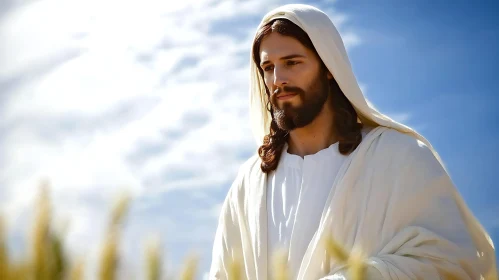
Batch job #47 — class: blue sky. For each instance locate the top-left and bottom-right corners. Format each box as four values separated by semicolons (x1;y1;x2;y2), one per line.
0;0;497;278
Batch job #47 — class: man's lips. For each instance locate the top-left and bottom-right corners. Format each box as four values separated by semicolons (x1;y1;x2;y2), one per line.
277;93;298;100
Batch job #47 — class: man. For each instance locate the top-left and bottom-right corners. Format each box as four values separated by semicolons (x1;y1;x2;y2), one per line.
210;4;497;280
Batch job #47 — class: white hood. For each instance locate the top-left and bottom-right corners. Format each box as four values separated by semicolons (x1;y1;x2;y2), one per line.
248;4;446;167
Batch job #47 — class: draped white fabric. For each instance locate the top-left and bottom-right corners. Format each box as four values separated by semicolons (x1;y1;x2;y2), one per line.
267;128;371;279
210;127;497;279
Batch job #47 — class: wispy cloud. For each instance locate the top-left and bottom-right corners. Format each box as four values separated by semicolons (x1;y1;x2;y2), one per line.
387;112;412;123
0;0;361;276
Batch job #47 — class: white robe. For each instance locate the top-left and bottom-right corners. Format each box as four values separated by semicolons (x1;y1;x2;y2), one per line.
266;128;371;279
209;126;497;279
266;141;346;279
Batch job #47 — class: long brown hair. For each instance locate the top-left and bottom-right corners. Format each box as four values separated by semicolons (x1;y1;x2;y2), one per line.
252;18;363;173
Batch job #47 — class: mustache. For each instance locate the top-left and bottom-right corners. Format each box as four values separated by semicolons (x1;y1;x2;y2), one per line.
273;86;304;96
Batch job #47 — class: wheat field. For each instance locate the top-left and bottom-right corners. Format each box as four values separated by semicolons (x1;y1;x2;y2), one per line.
1;181;464;280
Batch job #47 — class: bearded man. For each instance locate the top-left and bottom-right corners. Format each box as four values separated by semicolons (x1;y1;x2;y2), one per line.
209;4;497;280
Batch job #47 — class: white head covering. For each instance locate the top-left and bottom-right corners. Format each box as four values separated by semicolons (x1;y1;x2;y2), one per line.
249;4;446;168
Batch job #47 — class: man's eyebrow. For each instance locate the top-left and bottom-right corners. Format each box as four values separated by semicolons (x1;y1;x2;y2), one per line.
260;54;306;67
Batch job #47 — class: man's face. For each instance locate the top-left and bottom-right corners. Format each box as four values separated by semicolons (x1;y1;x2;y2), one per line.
259;32;331;131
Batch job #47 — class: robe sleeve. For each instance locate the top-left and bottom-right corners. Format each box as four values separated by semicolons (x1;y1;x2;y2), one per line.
209;173;247;280
320;133;497;280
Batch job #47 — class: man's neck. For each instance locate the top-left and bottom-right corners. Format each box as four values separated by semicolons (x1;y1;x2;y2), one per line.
286;100;337;158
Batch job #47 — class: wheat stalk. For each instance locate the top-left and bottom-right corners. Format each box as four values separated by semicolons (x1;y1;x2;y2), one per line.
69;258;85;280
144;236;162;280
32;182;53;280
324;233;366;280
0;216;9;280
179;252;198;280
99;193;130;280
271;248;289;280
15;182;482;280
228;248;243;280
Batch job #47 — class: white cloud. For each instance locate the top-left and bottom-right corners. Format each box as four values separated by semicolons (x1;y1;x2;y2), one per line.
387;112;412;124
359;82;368;94
0;0;362;277
341;32;362;49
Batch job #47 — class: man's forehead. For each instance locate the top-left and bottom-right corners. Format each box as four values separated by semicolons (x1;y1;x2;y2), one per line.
259;35;308;62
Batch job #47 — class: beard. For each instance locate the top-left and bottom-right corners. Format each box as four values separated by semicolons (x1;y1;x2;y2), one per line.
270;70;330;131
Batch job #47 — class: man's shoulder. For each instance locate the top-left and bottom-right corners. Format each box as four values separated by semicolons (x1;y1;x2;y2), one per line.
224;153;264;206
238;153;262;174
229;153;262;189
372;127;432;155
369;127;444;174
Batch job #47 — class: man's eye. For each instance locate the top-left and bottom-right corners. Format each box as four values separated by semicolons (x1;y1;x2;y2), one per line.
264;65;274;71
287;61;298;65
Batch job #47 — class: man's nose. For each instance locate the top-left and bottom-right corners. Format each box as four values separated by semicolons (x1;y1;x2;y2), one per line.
273;67;289;87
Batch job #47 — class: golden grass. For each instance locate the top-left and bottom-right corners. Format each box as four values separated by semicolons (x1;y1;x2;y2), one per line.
179;253;199;280
324;232;366;280
69;258;85;280
0;182;370;280
227;250;242;280
1;216;8;280
271;248;289;280
144;237;161;280
99;194;129;280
